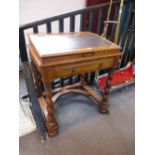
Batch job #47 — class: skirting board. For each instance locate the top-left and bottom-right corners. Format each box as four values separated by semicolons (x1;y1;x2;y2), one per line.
19;100;36;137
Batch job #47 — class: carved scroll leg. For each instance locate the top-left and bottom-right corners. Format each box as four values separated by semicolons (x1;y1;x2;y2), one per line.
98;69;113;114
31;62;44;96
44;83;59;137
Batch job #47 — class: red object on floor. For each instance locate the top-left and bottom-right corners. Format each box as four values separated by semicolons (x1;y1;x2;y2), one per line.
96;62;135;90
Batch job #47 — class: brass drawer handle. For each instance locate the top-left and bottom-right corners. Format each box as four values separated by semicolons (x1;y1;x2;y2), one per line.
82;52;94;57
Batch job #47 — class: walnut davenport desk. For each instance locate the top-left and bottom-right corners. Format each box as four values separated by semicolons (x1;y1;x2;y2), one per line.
28;32;121;137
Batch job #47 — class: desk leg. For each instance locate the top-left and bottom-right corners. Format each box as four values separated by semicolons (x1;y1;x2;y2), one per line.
31;62;44;96
98;69;113;114
44;83;59;137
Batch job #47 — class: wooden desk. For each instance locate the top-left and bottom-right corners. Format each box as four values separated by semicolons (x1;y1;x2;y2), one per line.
28;32;121;137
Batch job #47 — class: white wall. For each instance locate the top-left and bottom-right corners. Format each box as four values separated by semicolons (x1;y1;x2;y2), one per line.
19;0;86;25
19;0;86;136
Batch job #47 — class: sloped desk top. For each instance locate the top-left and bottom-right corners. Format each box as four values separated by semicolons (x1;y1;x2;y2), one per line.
28;32;121;68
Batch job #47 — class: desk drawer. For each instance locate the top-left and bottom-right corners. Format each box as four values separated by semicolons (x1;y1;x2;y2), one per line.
45;57;115;79
43;50;119;66
73;58;113;73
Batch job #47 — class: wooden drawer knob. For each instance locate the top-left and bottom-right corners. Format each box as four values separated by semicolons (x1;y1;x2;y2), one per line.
72;68;75;74
100;64;104;69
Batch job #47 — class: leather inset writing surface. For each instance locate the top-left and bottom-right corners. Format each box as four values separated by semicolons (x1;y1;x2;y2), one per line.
28;32;114;58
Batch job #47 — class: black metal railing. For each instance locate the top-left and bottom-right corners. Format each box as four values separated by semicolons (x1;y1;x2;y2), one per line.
20;1;120;61
19;0;135;140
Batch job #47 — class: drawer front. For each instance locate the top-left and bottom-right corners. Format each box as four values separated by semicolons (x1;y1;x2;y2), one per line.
44;57;115;80
43;50;120;65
